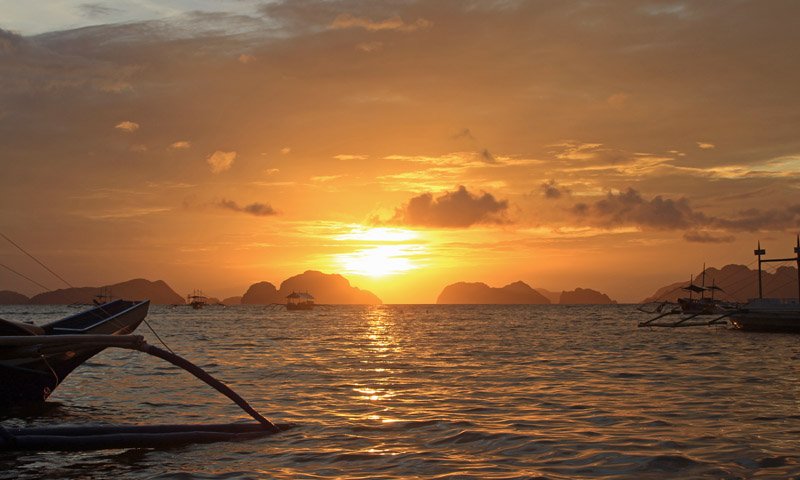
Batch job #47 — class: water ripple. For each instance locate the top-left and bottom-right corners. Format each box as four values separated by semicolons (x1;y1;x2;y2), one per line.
2;304;800;479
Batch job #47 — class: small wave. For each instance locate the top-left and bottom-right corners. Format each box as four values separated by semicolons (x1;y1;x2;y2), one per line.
429;429;529;447
639;454;704;472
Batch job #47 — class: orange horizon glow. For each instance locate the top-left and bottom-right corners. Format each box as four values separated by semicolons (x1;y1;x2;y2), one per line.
1;3;799;305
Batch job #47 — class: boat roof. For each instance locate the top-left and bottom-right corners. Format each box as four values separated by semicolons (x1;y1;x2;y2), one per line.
682;284;706;293
287;292;314;299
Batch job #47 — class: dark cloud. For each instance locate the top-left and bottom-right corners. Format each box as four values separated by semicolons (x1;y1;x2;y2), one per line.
573;188;706;230
479;148;497;164
541;179;569;199
570;188;800;233
711;205;800;232
683;231;736;243
453;128;474;140
218;199;277;217
391;185;509;227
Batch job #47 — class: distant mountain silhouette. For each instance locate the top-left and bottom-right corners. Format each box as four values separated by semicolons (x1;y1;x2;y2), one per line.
241;271;381;304
222;296;242;305
534;288;561;304
28;279;185;305
0;290;30;305
437;281;550;304
559;288;617;304
241;281;282;304
642;264;798;303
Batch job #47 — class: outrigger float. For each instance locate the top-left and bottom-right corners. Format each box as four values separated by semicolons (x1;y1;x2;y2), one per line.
0;300;290;451
639;237;800;331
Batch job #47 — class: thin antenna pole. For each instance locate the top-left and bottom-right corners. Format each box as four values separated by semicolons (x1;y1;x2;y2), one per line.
755;241;765;299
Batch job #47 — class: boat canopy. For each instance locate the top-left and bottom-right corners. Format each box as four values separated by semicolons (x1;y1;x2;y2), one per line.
682;284;705;293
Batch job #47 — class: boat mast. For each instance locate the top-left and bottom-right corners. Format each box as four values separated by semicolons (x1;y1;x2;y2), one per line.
754;238;800;301
701;263;706;299
755;241;765;299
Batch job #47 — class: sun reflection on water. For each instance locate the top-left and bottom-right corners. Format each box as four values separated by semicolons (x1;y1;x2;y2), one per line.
349;306;403;424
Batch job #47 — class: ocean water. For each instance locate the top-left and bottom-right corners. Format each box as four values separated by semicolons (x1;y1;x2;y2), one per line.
2;304;800;479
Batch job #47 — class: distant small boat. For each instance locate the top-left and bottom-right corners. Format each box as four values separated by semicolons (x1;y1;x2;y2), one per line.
286;292;314;311
676;272;734;315
0;299;150;407
187;290;207;310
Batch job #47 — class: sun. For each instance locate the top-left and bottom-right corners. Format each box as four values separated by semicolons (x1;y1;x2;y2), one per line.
333;227;425;277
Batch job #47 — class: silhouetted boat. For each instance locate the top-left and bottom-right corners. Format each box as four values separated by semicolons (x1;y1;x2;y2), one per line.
676;274;733;315
0;299;149;407
728;238;800;332
640;237;800;331
286;292;314;311
187;290;207;310
0;300;289;451
729;298;800;332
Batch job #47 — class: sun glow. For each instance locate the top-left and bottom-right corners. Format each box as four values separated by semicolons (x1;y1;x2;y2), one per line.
337;245;423;277
334;226;419;242
334;227;425;277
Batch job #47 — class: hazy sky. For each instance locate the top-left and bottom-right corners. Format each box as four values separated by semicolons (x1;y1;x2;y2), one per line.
1;1;799;303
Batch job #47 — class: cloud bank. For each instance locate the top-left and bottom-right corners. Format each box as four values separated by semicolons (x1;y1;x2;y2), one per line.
391;185;509;228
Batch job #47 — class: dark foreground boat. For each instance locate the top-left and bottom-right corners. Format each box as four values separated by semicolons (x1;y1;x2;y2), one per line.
0;299;289;451
639;237;800;331
729;298;800;332
0;299;150;407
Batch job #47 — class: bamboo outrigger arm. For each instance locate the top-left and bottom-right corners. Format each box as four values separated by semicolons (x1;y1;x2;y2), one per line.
0;335;289;451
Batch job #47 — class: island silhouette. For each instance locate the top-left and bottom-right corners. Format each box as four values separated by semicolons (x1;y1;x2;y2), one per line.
436;281;617;304
4;263;789;306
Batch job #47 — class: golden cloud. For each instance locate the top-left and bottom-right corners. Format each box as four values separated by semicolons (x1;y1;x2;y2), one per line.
114;120;139;133
207;150;236;174
330;14;432;32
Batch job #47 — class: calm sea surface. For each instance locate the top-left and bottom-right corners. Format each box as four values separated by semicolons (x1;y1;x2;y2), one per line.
2;304;800;479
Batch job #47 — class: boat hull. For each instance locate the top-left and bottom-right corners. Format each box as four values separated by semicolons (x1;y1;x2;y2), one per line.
730;311;800;332
729;300;800;333
0;300;150;408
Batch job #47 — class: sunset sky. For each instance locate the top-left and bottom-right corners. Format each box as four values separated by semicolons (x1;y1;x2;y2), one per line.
1;1;799;303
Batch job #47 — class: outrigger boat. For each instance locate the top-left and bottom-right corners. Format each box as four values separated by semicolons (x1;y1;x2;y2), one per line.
639;237;800;331
676;268;732;315
727;238;800;332
187;290;207;310
0;300;290;450
0;299;149;406
286;292;315;311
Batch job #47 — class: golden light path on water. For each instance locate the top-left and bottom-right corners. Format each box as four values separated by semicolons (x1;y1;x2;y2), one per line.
7;304;800;478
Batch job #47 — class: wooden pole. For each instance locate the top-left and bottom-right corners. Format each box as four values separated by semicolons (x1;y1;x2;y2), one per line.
795;235;800;301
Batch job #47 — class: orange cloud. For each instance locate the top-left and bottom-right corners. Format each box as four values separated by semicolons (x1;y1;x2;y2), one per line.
115;120;139;133
170;140;191;149
206;150;236;174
